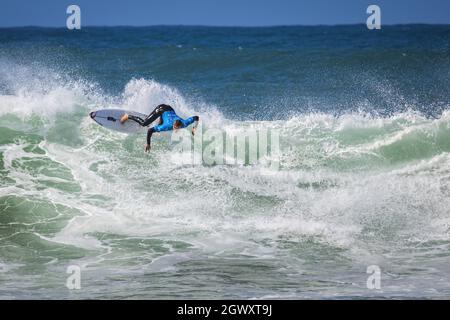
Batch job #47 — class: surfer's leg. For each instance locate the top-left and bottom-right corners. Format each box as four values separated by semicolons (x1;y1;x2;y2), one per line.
120;108;160;126
126;115;145;125
121;104;174;126
141;104;174;127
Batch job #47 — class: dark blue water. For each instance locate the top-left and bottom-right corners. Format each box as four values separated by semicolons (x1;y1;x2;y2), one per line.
2;25;450;119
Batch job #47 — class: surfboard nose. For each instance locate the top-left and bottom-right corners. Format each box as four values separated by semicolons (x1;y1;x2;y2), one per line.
89;111;96;119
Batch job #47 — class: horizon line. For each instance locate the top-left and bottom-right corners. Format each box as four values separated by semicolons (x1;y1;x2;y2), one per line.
1;22;449;29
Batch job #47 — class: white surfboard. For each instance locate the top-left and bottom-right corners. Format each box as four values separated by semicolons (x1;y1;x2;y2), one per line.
89;109;147;133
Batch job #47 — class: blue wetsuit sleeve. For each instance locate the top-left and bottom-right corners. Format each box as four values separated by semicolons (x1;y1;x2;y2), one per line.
181;116;198;127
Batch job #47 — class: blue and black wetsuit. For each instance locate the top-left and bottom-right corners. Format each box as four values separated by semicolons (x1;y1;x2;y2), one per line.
128;104;199;145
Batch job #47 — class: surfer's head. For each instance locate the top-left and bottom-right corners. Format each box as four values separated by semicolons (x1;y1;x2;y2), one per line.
173;120;183;130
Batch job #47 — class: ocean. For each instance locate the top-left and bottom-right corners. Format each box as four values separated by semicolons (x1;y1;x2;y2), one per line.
0;25;449;299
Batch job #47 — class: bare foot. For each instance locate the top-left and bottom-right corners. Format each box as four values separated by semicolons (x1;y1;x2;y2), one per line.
120;114;129;124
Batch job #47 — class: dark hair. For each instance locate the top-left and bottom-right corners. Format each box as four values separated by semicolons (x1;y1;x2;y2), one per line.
173;120;182;129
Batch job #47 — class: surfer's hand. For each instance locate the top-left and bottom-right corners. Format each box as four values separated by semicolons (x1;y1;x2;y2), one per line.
144;144;150;152
191;127;196;136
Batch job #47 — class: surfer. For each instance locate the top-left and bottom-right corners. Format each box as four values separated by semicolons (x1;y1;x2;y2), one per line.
120;104;199;152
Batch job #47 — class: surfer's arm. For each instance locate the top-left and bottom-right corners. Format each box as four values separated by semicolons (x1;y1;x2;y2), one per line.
147;127;155;145
192;116;199;125
191;116;199;135
182;116;199;127
145;127;155;152
145;124;169;149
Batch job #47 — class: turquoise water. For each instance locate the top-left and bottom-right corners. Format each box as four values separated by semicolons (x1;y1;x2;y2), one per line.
1;25;450;299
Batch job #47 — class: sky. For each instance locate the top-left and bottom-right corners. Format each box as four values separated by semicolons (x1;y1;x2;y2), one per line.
0;0;449;27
